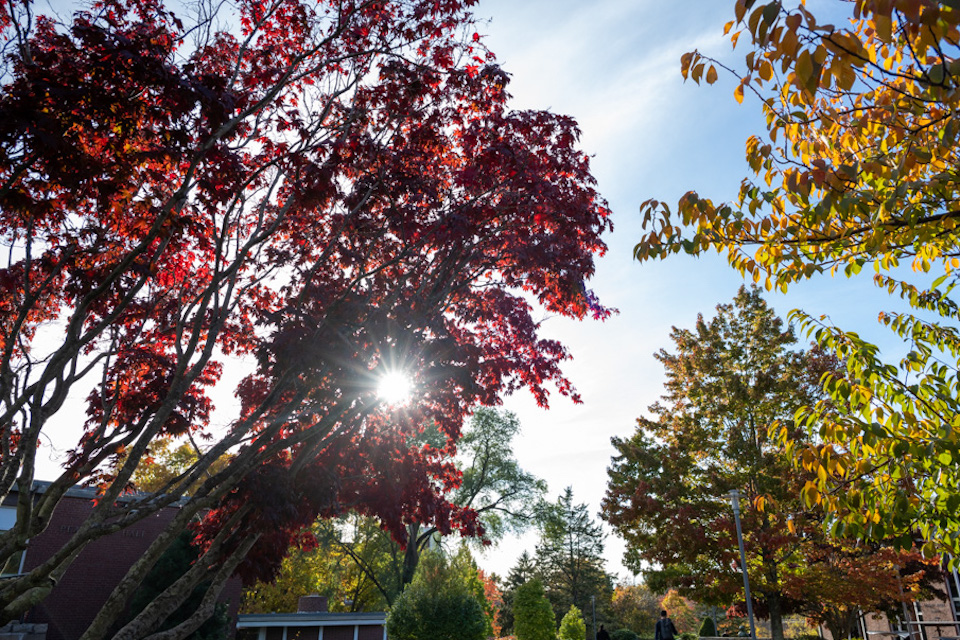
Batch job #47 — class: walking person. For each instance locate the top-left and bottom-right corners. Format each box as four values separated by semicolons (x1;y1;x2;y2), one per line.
597;624;611;640
655;610;679;640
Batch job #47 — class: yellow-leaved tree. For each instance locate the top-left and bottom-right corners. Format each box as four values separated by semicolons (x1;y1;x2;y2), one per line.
636;0;960;556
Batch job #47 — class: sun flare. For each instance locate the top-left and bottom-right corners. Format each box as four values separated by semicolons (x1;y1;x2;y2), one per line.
377;371;412;405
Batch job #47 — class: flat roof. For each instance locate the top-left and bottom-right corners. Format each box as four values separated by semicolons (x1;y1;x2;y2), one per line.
237;612;387;628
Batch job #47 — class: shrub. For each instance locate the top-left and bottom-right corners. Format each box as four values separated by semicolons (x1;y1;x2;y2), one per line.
612;630;640;640
386;551;486;640
699;618;718;637
559;605;586;640
513;579;556;640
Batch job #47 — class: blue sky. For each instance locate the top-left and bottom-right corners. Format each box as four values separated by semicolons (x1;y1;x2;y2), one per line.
469;0;920;581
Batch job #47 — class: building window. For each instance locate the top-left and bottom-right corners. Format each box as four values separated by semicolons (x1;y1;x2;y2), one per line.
0;506;25;577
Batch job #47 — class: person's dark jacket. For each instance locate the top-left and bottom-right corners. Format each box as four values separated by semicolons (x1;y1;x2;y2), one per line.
655;617;678;640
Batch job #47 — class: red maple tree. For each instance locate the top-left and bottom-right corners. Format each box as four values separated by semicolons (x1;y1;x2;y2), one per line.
0;0;611;637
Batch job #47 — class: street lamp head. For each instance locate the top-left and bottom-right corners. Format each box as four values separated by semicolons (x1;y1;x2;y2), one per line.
728;489;741;514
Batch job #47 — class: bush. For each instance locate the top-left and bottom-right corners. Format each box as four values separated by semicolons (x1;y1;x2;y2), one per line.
700;618;718;638
559;605;586;640
513;579;556;640
386;551;486;640
612;630;640;640
680;633;699;640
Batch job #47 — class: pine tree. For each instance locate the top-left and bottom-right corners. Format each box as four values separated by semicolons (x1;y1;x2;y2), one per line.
536;487;613;626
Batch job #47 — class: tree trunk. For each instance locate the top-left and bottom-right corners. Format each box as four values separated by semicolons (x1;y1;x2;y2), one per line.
139;534;259;640
766;592;785;640
823;608;861;640
400;522;420;588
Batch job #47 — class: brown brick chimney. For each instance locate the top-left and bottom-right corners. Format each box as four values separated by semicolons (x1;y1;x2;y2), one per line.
297;595;328;613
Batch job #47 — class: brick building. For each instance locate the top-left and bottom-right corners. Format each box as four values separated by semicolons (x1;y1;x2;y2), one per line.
1;482;241;640
814;568;960;640
858;568;960;640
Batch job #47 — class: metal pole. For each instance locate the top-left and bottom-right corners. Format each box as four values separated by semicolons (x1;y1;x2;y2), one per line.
729;490;757;640
592;594;597;640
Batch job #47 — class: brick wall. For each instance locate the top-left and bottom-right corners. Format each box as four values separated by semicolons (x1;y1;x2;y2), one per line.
17;493;241;640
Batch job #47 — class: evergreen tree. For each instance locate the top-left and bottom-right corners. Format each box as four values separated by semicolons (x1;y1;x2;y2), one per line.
537;487;613;626
699;616;718;638
514;579;557;640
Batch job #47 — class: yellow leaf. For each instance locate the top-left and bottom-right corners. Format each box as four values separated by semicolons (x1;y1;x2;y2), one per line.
681;51;694;78
735;0;748;23
874;13;893;43
796;49;813;85
735;82;745;104
760;59;774;81
692;62;705;83
706;65;719;84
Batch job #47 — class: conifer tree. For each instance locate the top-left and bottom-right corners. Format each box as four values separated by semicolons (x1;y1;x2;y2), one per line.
537;487;613;626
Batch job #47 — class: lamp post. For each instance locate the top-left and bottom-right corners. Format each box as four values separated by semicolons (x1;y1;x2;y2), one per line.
592;595;597;640
729;490;757;640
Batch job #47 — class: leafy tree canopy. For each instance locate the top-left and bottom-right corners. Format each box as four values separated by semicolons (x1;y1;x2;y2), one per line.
241;515;392;614
603;288;940;640
611;584;661;637
661;590;701;634
634;0;960;557
385;549;487;640
244;407;546;613
0;0;610;635
391;408;548;591
125;437;231;496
